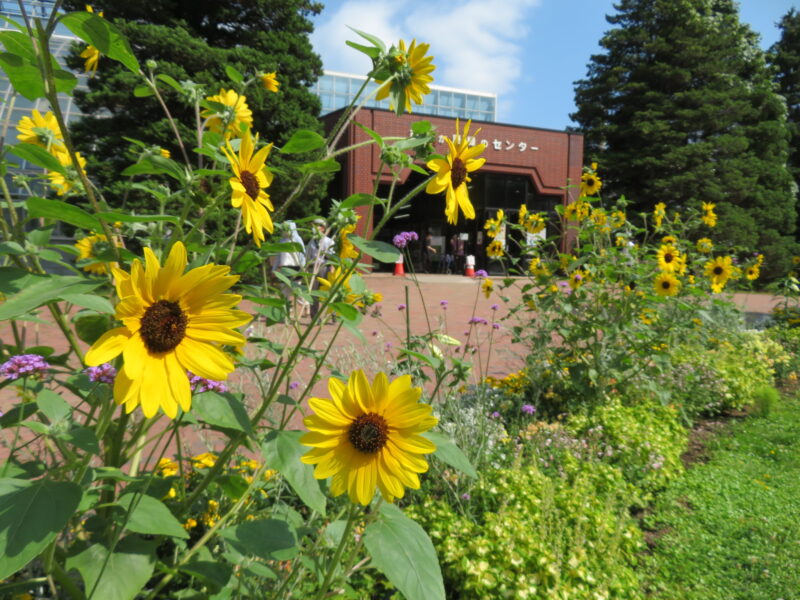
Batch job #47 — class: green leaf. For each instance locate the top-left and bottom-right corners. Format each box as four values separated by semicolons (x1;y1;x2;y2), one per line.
0;404;38;428
0;32;75;99
118;493;188;539
225;64;244;83
62;294;115;314
280;129;326;154
0;275;103;320
399;349;442;371
331;301;360;322
0;478;83;580
340;193;377;209
192;391;252;435
66;536;157;600
218;518;296;561
422;431;477;478
348;236;401;263
299;158;340;174
10;144;67;174
62;426;100;454
345;39;382;59
74;313;113;345
37;389;71;423
60;12;140;74
181;558;232;592
156;73;183;93
348;27;387;53
26;196;101;231
364;503;445;600
262;431;326;515
0;241;25;255
133;85;154;97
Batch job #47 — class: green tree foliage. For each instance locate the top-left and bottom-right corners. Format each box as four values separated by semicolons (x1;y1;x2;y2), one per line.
572;0;797;277
62;0;328;222
769;9;800;227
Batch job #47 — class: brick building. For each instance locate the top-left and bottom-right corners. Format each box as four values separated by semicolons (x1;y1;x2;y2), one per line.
323;108;584;273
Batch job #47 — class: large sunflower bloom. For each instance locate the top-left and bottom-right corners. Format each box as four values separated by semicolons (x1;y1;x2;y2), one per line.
704;255;733;289
654;272;680;297
300;370;437;505
375;39;435;114
222;130;275;247
580;172;602;196
486;240;504;258
16;109;64;151
426;119;485;224
84;242;251;419
48;150;87;196
656;245;681;272
203;89;253;139
696;238;713;253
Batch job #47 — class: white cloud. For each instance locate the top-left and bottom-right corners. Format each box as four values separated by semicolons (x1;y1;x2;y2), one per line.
311;0;540;114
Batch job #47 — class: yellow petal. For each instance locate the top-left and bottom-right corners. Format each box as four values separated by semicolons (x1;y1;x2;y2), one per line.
308;397;352;426
165;351;191;413
85;327;130;366
175;338;232;381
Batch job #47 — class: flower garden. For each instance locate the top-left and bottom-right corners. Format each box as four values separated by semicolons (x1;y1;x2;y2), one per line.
2;8;800;600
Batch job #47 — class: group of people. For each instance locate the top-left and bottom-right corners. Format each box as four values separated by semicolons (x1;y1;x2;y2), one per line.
272;219;334;318
420;232;467;274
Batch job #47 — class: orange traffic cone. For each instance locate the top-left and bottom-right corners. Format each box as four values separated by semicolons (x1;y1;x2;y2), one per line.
393;256;405;276
465;254;475;277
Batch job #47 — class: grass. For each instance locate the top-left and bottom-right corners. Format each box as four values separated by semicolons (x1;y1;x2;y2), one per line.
642;396;800;599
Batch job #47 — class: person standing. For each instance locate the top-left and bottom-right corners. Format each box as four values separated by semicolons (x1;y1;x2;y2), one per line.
422;231;437;273
274;221;306;317
304;218;334;318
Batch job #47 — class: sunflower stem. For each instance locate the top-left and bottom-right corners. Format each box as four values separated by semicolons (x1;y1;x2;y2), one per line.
314;503;359;600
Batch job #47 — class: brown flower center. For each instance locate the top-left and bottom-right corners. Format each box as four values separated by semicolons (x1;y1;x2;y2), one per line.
240;170;260;201
664;253;674;263
662;281;671;289
713;266;724;276
140;300;187;353
348;413;389;454
585;177;596;187
450;157;467;189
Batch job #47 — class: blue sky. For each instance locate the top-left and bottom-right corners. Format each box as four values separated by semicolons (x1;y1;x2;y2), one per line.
311;0;799;131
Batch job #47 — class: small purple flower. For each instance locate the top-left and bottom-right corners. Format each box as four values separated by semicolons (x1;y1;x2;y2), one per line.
492;323;501;330
385;342;393;350
461;492;471;501
371;330;379;336
85;363;117;384
475;269;488;278
397;303;406;311
468;317;488;325
521;404;536;415
490;411;501;419
440;300;449;309
490;303;499;311
0;354;49;380
187;371;228;394
392;231;419;249
289;381;300;390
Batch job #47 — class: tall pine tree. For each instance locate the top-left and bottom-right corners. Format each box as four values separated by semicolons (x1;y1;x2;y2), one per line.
769;9;800;227
63;0;327;221
572;0;797;276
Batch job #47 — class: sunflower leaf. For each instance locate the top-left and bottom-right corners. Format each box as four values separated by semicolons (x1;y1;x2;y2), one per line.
364;503;445;600
117;493;188;539
347;236;400;264
0;478;83;580
192;391;252;435
422;431;477;478
65;536;157;600
218;518;296;561
280;129;326;154
60;11;140;74
262;430;326;516
25;196;101;231
10;144;67;175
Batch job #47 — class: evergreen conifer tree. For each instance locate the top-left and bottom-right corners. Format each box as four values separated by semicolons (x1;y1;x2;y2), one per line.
572;0;797;276
62;0;327;222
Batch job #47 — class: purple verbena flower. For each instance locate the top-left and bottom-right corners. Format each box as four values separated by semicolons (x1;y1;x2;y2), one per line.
0;354;49;381
187;371;228;394
397;303;406;311
468;317;488;325
490;303;499;311
521;404;536;415
461;492;471;501
475;269;488;278
490;411;501;419
492;323;501;330
440;300;449;309
85;363;117;384
289;381;300;390
392;231;419;249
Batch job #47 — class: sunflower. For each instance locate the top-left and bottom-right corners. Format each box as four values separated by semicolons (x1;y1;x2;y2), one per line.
426;119;486;225
568;269;587;290
375;39;435;114
590;207;608;228
484;209;505;239
653;202;666;229
481;277;494;299
261;72;279;93
701;202;717;227
610;210;626;229
339;220;360;259
745;265;760;281
16;110;63;151
704;255;733;289
300;370;437;505
74;233;117;275
80;45;100;76
317;266;360;306
486;240;504;258
84;242;251;419
48;150;87;196
529;256;549;277
564;200;590;222
661;235;676;245
580;172;602;196
221;130;275;247
696;237;713;253
203;89;253;139
656;245;681;272
654;272;680;297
